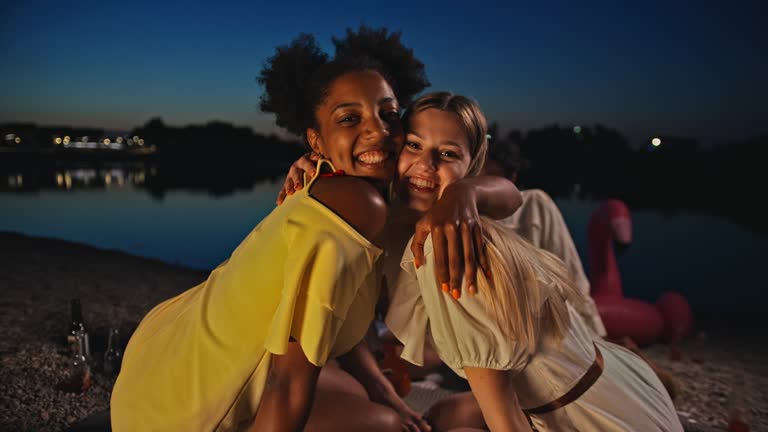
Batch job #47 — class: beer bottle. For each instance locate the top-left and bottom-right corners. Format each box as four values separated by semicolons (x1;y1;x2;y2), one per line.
103;327;122;377
67;299;84;352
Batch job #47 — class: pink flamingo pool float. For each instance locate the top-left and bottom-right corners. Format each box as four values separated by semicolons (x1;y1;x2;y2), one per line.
588;200;693;346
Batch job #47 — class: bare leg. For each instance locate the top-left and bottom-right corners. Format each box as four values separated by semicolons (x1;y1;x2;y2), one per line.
304;362;401;432
425;392;487;432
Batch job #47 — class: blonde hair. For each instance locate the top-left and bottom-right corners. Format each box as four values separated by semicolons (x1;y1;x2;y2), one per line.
406;92;589;354
403;92;488;177
476;217;587;354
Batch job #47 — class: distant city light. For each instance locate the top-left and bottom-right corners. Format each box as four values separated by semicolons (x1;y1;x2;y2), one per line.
103;138;111;145
54;137;63;145
573;126;582;134
4;134;14;140
63;136;71;144
138;139;145;146
116;137;124;144
56;173;64;187
81;136;89;142
105;173;112;186
132;136;139;143
14;137;21;144
651;137;662;147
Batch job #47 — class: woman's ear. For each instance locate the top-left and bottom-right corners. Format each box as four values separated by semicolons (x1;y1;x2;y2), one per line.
306;128;323;155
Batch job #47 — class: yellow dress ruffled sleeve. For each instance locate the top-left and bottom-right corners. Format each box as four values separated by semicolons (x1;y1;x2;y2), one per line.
263;159;382;366
264;219;379;366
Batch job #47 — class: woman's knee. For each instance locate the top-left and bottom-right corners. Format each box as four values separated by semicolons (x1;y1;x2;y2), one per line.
369;403;402;432
425;392;484;431
305;390;401;432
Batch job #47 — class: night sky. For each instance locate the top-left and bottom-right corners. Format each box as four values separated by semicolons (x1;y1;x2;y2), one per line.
1;0;765;147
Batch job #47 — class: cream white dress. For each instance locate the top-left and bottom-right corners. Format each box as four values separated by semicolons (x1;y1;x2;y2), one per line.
385;235;683;432
499;189;605;337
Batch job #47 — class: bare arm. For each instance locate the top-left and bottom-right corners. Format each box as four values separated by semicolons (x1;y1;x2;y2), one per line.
250;342;321;432
464;367;533;432
453;175;522;220
338;341;431;431
411;175;521;298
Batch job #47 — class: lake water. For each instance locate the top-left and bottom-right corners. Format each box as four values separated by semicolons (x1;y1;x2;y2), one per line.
1;178;764;331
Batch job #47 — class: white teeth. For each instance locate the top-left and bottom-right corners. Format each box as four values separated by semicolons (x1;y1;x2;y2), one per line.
410;177;435;189
357;150;387;164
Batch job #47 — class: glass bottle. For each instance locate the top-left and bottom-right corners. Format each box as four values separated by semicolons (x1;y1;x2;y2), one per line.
67;299;85;352
58;329;92;393
103;327;122;377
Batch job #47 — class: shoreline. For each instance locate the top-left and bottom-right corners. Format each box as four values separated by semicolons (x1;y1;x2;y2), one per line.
0;231;765;431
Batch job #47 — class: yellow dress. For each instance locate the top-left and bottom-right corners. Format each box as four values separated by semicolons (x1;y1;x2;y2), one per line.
111;160;382;431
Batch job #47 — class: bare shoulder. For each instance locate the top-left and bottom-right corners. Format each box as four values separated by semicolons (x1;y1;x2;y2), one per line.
309;176;387;242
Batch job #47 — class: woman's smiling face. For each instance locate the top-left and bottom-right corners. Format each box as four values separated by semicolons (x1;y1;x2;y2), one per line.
396;108;472;212
308;70;403;183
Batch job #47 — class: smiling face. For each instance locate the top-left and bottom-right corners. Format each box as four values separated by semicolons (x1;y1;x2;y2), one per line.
396;108;473;212
307;70;403;183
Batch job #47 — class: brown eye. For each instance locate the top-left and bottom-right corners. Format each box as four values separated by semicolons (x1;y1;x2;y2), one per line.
338;115;359;124
382;111;401;122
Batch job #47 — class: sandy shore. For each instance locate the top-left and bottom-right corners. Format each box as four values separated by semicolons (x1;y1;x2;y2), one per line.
1;231;765;431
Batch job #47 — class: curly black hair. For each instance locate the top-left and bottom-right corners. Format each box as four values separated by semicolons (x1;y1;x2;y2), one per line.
258;26;430;137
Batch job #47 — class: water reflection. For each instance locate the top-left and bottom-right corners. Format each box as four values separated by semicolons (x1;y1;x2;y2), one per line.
2;162;155;192
1;155;765;235
0;159;290;199
7;174;23;188
50;167;145;190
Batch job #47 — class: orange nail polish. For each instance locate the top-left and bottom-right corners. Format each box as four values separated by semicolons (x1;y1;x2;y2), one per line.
468;284;477;296
441;283;449;293
451;289;461;300
485;270;492;279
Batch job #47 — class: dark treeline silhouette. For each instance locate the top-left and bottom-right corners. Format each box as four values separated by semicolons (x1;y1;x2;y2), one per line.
129;118;305;198
493;123;768;234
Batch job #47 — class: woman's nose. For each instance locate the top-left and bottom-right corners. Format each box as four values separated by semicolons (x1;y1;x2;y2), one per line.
414;150;437;171
363;115;390;142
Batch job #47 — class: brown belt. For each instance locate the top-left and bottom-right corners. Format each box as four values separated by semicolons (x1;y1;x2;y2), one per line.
523;342;604;416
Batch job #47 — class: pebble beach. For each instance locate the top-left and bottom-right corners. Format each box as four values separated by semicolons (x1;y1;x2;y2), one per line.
1;231;765;431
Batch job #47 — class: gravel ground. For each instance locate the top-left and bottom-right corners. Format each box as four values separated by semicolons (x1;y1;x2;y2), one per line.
1;231;765;431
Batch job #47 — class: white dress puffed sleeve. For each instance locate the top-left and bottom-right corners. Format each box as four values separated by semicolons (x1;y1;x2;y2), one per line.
385;235;531;378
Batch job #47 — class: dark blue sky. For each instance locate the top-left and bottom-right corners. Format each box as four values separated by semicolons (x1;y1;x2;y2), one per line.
1;0;765;146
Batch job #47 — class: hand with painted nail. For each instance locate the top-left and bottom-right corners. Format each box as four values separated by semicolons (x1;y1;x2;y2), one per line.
276;152;320;205
410;181;490;299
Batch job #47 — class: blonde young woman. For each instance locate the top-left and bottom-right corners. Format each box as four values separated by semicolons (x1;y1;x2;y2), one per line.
383;92;683;431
